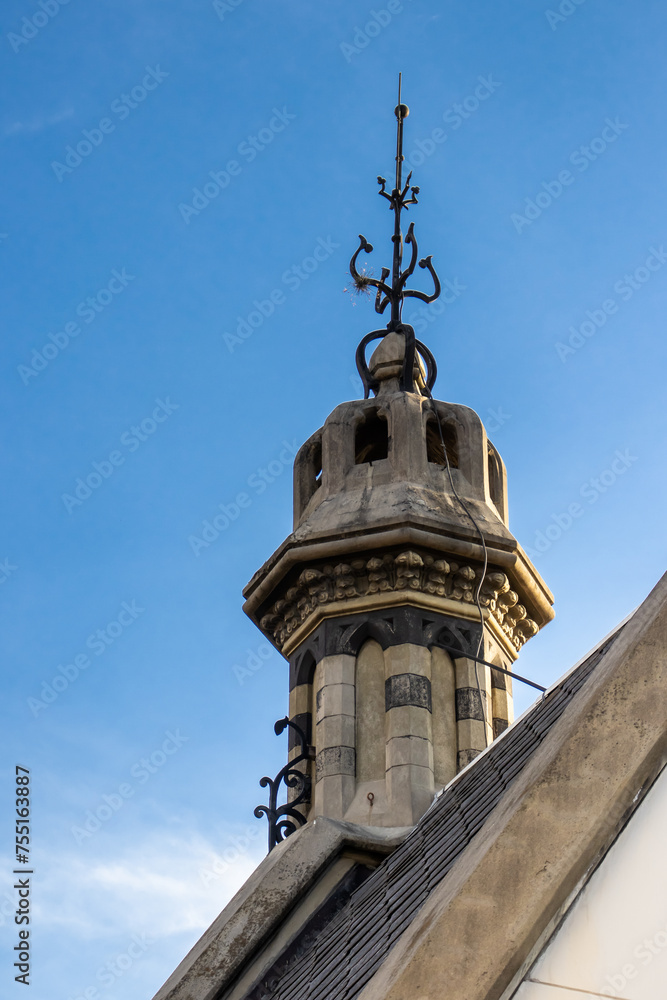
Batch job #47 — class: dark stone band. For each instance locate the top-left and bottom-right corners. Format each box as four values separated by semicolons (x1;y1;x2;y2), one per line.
288;712;312;751
385;673;432;712
493;717;509;739
491;667;507;690
455;686;487;722
316;746;356;779
457;747;482;770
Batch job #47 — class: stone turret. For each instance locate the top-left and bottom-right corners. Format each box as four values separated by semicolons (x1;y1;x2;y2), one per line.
244;86;553;834
243;332;553;828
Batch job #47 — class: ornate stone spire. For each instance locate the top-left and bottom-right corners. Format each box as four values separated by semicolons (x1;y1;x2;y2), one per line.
245;80;554;850
350;73;440;397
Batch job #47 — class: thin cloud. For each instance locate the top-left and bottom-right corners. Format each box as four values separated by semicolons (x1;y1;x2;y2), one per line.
0;826;264;942
4;107;74;137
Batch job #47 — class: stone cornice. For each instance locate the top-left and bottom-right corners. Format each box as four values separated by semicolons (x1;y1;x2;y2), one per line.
243;525;554;636
256;546;543;659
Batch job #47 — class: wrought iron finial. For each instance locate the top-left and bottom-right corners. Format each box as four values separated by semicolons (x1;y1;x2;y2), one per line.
349;74;441;396
254;717;314;853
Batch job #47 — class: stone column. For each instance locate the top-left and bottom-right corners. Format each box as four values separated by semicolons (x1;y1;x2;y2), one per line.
454;655;493;771
287;680;314;811
313;654;356;820
384;644;435;826
491;665;513;739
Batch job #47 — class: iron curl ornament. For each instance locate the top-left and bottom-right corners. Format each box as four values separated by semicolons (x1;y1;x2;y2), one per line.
254;717;314;853
349;75;441;397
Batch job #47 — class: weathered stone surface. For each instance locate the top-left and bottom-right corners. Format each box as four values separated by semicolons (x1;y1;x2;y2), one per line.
316;746;356;778
356;572;667;1000
457;747;482;770
254;545;546;656
455;685;485;721
385;673;432;711
315;714;355;753
493;717;509;739
244;371;551;835
385;735;434;770
245;385;553;657
315;681;355;721
384;701;433;742
385;760;435;827
151;817;411;1000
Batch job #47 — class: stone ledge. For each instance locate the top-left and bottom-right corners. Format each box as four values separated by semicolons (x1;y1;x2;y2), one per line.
151;817;411;1000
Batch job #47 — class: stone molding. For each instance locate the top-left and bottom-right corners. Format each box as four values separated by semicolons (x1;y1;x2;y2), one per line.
260;548;540;655
288;607;483;689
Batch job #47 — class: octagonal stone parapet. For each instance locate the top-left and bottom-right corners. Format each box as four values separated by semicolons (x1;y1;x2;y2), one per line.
244;534;552;663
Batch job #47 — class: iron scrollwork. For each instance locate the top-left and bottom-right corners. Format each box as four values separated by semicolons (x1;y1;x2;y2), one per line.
355;325;437;399
254;717;314;853
348;75;442;396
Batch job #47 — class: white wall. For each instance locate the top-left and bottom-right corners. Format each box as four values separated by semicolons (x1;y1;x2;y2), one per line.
514;765;667;1000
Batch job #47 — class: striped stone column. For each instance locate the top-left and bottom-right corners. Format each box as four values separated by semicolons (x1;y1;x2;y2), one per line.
384;644;434;826
312;654;356;819
454;655;493;770
491;662;513;739
287;679;313;810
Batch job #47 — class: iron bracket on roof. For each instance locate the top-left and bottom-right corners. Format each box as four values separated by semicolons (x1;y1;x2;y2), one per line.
254;717;314;853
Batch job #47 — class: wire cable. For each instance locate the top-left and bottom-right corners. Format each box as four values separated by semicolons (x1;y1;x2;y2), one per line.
424;384;490;747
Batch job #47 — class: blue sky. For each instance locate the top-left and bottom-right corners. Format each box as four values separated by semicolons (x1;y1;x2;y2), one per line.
1;1;666;997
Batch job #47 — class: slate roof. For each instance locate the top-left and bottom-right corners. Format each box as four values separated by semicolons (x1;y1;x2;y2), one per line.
247;628;624;1000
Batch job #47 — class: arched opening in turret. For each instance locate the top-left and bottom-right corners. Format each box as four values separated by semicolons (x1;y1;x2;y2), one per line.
355;411;388;465
487;444;504;515
293;648;317;688
426;417;459;468
312;439;322;492
293;430;323;525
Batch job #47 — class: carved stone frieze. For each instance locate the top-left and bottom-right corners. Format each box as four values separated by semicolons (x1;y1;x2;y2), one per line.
259;548;540;652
